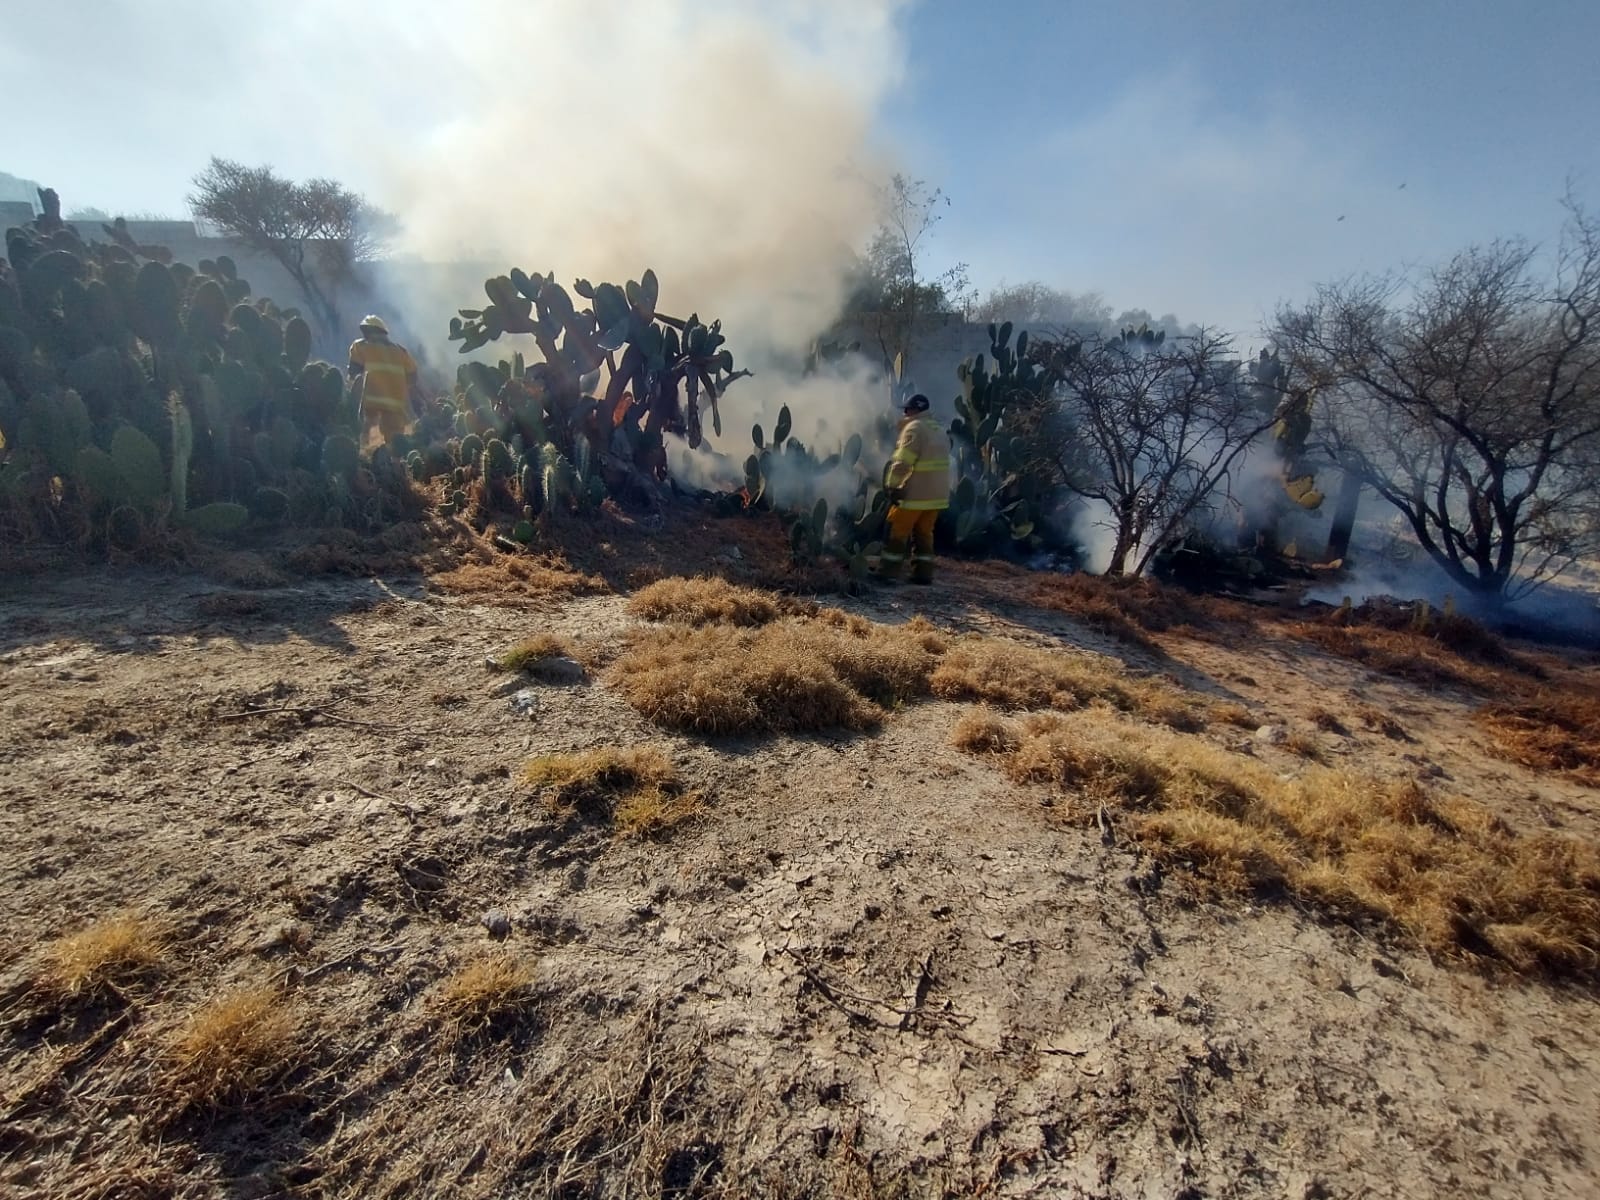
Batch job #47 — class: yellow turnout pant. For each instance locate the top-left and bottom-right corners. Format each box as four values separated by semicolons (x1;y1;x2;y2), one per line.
882;506;940;582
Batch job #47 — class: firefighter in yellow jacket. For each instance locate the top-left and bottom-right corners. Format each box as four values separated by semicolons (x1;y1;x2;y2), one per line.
347;315;420;448
880;394;951;585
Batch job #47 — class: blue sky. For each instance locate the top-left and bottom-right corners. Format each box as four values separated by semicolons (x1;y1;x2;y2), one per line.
878;0;1600;332
4;0;1596;339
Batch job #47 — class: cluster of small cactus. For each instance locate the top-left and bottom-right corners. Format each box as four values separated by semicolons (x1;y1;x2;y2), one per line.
1;190;419;548
406;373;610;532
944;321;1062;550
735;403;887;580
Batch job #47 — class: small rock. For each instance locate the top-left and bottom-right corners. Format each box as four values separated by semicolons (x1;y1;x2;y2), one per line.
1285;1172;1330;1200
484;655;501;671
488;675;526;698
481;908;512;939
533;656;586;684
508;688;540;716
718;544;744;561
1255;724;1287;746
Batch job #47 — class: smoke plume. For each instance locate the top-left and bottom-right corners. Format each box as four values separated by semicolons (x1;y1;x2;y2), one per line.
323;1;911;367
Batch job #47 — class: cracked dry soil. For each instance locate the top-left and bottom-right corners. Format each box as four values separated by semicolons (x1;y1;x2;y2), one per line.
1;565;1597;1198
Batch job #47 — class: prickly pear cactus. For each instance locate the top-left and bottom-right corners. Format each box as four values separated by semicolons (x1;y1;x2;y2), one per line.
447;267;749;509
0;191;430;546
944;322;1060;551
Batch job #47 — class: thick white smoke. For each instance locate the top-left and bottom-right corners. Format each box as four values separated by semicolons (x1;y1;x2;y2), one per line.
326;1;913;367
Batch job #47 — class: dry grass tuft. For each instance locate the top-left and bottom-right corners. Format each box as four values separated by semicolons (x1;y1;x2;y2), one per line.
165;984;302;1109
929;638;1128;711
1297;623;1518;693
38;914;165;999
1210;702;1259;730
1283;730;1327;761
436;953;537;1035
611;617;946;735
208;551;290;589
1315;598;1517;661
950;708;1022;756
1310;707;1349;736
627;576;802;627
1356;704;1410;741
1477;689;1600;785
497;631;583;677
958;708;1600;978
1027;573;1242;643
615;609;1219;739
522;746;702;836
930;638;1209;730
433;554;606;605
1121;677;1212;732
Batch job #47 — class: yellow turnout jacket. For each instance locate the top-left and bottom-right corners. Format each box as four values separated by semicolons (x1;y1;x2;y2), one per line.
885;415;951;511
348;337;417;413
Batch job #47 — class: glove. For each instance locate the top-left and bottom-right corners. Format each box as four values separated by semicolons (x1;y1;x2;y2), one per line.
886;487;907;504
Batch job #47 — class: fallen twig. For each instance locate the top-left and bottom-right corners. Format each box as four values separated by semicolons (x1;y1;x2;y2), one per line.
783;948;972;1031
216;705;401;731
300;943;405;982
335;779;395;804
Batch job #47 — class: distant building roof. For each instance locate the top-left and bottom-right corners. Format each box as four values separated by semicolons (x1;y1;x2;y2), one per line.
0;171;42;210
0;201;37;229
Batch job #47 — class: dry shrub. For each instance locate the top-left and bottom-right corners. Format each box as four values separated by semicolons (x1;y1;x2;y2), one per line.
611;618;946;735
1477;689;1600;785
165;984;302;1109
277;523;451;578
627;577;797;627
436;954;537;1035
522;746;702;836
959;709;1600;978
38;914;164;998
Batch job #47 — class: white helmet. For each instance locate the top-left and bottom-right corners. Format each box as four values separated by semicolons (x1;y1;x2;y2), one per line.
359;314;389;335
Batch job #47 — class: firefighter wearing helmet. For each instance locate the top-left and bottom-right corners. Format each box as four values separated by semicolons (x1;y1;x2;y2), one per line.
348;315;421;448
878;393;951;585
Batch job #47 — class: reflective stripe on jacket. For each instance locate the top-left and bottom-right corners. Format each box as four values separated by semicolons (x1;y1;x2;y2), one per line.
885;415;951;511
349;338;416;412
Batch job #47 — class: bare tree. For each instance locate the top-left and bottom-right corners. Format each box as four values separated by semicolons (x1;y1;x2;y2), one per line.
1045;328;1275;576
971;280;1113;332
849;174;971;374
1276;202;1600;599
189;157;394;340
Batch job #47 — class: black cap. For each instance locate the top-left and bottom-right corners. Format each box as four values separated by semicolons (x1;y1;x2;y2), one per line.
903;393;930;413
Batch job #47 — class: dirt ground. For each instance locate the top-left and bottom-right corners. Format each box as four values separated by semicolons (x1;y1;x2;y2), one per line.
2;550;1598;1198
